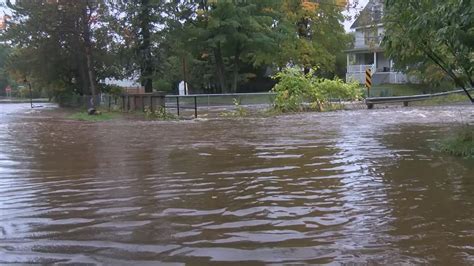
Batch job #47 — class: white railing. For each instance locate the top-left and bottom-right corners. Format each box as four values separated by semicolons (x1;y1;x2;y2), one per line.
389;72;408;84
347;64;375;73
346;73;366;84
346;72;409;85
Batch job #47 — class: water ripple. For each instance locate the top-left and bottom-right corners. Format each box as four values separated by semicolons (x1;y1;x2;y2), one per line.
0;104;473;264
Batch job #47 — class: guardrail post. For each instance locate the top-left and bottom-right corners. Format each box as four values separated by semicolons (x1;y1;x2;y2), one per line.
176;97;180;116
403;101;408;107
194;96;197;118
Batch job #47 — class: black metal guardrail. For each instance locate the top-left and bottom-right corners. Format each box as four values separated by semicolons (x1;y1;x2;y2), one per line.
164;92;276;118
165;95;198;118
365;88;473;109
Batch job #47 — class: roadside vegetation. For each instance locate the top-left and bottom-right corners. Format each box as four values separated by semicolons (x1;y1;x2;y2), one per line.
415;94;471;106
368;83;459;98
68;107;177;122
220;98;250;118
0;0;351;104
144;107;177;120
438;124;474;158
271;67;362;113
68;111;118;122
384;0;473;103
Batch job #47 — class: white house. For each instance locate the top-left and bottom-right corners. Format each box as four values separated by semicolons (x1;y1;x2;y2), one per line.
345;0;408;85
104;78;144;94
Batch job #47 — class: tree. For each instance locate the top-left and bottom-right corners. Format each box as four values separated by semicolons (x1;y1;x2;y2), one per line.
173;0;350;93
0;45;15;96
182;0;281;93
1;0;120;106
2;0;353;98
274;0;350;77
383;0;474;102
106;0;172;93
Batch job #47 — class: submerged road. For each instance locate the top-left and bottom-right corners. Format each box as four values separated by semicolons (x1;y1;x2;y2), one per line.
0;103;473;264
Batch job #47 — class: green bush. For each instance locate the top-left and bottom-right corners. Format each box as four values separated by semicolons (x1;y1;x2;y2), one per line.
68;111;118;122
271;67;361;112
17;87;30;98
220;98;249;117
99;84;123;96
154;79;173;92
438;125;474;158
144;107;176;120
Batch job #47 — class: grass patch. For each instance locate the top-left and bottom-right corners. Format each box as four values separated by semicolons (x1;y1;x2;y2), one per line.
368;83;461;97
438;125;474;158
414;93;471;106
68;111;119;122
368;84;427;97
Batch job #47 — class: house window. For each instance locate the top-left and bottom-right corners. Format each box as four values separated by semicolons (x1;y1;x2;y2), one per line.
364;29;378;46
364;53;374;65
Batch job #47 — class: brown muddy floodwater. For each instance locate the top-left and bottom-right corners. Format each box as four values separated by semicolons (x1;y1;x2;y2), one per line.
0;103;473;265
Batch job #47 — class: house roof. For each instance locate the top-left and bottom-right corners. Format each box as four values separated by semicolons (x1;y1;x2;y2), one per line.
351;0;384;29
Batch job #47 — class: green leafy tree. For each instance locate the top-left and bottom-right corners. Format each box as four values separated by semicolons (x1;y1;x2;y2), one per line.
0;45;16;96
2;0;353;98
383;0;474;102
276;0;350;76
183;0;280;93
172;0;349;93
2;0;119;106
272;66;361;112
106;0;174;93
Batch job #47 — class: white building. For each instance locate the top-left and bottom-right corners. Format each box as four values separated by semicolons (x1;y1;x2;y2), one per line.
345;0;408;85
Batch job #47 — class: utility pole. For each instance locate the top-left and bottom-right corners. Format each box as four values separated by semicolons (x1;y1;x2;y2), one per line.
24;78;33;108
182;56;188;95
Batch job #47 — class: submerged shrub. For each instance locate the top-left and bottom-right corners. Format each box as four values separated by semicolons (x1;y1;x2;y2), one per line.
438;124;474;158
220;98;249;117
271;66;361;112
144;107;176;120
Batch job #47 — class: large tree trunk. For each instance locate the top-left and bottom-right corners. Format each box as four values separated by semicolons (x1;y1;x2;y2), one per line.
140;0;153;93
299;17;311;75
182;56;188;94
213;42;226;93
458;81;474;103
464;70;473;103
421;44;473;103
231;45;240;93
82;4;97;108
78;55;89;95
74;41;89;95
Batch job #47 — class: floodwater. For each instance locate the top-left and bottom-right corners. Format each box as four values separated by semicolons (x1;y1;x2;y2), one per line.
1;103;473;264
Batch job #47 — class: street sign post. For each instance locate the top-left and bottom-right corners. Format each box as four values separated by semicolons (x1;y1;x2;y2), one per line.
5;85;11;98
365;68;372;97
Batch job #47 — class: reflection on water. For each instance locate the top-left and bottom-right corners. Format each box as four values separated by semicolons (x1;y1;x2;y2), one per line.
0;104;473;264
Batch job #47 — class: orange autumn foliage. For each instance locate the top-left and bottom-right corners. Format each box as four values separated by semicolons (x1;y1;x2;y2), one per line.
301;0;318;12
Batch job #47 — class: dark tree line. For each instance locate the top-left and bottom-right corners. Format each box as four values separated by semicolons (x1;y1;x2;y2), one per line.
0;0;351;100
